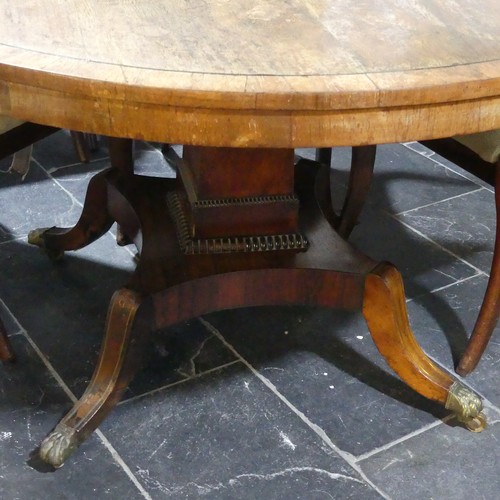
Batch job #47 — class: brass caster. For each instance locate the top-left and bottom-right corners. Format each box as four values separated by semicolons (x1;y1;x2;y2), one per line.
27;227;64;261
39;423;79;468
463;412;487;433
445;381;485;431
28;227;50;246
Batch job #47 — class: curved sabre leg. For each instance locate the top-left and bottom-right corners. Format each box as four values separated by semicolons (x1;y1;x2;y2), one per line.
28;138;134;258
39;289;151;467
457;163;500;375
363;262;486;431
28;169;114;260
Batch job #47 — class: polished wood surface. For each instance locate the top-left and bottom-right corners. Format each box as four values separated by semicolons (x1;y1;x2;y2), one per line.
0;0;499;146
2;1;495;466
458;163;500;374
32;146;487;467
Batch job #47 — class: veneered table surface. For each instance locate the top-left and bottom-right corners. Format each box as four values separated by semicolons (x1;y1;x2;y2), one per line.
0;0;499;146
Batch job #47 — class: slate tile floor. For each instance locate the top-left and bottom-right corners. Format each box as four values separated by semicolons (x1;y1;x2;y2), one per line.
0;131;499;499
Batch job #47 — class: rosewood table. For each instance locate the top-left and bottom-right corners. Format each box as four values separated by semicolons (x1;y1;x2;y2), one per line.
1;0;499;467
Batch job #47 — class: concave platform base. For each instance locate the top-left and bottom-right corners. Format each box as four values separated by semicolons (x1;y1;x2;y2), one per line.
28;145;485;468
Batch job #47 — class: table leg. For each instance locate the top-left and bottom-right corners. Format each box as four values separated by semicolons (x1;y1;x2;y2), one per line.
363;262;484;431
27;168;114;260
39;288;151;468
34;147;486;467
28;138;134;258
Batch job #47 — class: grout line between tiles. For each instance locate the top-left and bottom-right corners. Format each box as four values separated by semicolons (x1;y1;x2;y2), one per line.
199;318;392;500
93;430;153;500
20;331;152;500
0;234;26;246
393;187;484;216
401;143;494;194
0;297;27;335
118;359;241;406
32;157;137;261
354;418;447;463
387;213;485;275
405;272;484;304
44;156;110;175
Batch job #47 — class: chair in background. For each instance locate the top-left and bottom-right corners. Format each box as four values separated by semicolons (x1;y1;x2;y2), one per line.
71;131;99;163
420;131;500;375
315;146;376;238
320;131;499;375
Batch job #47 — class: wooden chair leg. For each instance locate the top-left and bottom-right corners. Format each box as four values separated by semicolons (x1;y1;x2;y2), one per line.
315;148;332;166
0;319;15;362
70;131;92;163
314;146;375;239
108;138;134;246
363;262;485;430
70;132;100;163
457;162;500;375
39;289;151;468
337;145;376;238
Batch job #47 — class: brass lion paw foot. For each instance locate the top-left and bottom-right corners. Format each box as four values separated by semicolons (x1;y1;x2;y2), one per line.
445;381;487;432
39;423;79;468
28;227;65;261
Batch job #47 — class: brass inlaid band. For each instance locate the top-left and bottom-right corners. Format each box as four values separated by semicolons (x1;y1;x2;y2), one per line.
166;191;308;255
193;194;299;208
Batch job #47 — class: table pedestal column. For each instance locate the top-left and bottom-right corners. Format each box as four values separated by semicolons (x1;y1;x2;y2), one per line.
28;141;486;468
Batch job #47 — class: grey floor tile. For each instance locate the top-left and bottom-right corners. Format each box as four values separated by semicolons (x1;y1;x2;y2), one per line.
32;130;107;170
0;161;84;243
126;319;237;400
203;307;447;457
48;147;174;206
0;238;134;396
2;136;498;498
329;144;481;214
349;206;477;298
359;414;500;500
0;335;144;500
398;188;496;272
0;299;22;336
102;363;384;499
0;239;234;401
407;274;500;408
412;143;495;189
48;159;108;205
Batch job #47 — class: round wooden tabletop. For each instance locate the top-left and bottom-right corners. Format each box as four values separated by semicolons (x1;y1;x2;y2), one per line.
0;0;499;147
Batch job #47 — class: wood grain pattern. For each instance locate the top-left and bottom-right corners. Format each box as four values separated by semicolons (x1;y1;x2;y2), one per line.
0;0;498;146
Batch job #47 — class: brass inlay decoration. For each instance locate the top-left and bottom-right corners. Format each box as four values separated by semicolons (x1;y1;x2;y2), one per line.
445;381;482;420
445;381;486;431
39;423;78;469
166;191;308;255
192;193;299;208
